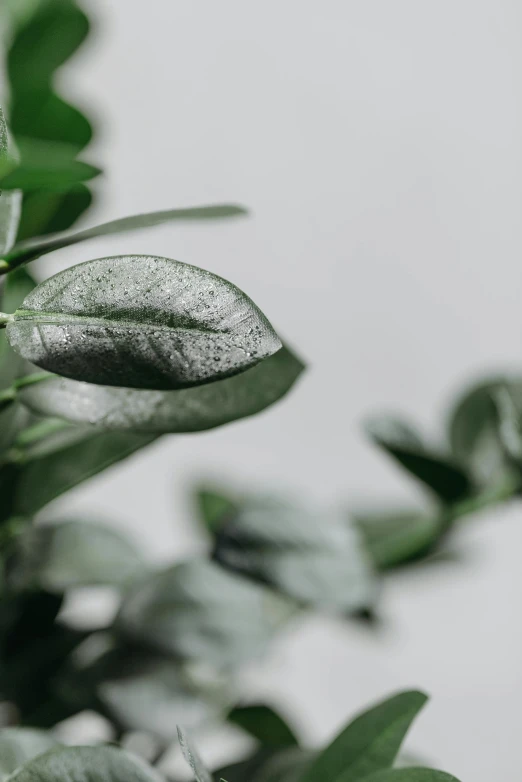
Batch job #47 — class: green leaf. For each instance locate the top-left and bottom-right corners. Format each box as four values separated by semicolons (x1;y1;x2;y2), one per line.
6;204;248;267
360;771;461;782
0;108;21;256
11;520;148;591
16;346;304;432
354;509;443;570
216;748;313;782
0;192;22;257
0;148;100;192
5;746;162;782
227;704;299;747
177;726;213;782
3;430;157;519
97;651;225;741
0;266;37;390
10;90;92;153
16;185;92;242
7;0;90;91
195;485;238;533
7;255;282;391
117;559;293;668
212;495;377;612
300;690;428;782
494;384;522;464
0;729;59;780
448;377;522;489
365;417;472;504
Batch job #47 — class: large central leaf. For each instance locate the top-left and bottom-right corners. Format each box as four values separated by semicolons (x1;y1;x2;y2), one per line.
6;255;282;390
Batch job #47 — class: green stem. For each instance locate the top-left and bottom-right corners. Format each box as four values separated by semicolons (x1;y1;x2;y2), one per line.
0;259;9;275
0;311;13;327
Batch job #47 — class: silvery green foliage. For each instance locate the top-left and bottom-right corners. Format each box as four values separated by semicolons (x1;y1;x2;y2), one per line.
4;746;163;782
116;559;294;668
9;520;148;592
6;255;282;390
0;107;21;256
16;346;304;432
98;656;225;741
212;494;377;612
177;726;213;782
0;729;58;780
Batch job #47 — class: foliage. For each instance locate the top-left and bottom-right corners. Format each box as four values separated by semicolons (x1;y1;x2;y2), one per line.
0;2;511;781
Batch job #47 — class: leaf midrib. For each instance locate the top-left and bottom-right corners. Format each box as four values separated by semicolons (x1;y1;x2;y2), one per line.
13;309;226;335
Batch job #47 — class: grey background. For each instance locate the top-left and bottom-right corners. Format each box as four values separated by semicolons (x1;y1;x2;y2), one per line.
40;2;522;779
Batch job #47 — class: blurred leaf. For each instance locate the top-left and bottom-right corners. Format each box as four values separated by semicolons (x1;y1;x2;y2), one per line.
4;430;157;518
227;704;298;747
195;486;238;533
10;90;92;152
0;728;59;780
0;266;37;389
17;185;92;242
11;520;148;591
366;416;472;504
493;385;522;466
177;727;213;782
0;146;100;192
4;745;163;782
117;559;293;668
447;377;522;488
0;108;21;256
216;747;314;782
212;495;377;613
97;651;225;742
0;192;22;257
354;509;443;570
6;205;248;267
7;0;90;91
10;416;92;461
7;255;281;391
17;346;304;432
0;590;85;726
360;771;461;782
300;690;427;782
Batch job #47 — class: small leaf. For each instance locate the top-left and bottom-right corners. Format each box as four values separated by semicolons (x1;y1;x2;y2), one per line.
11;520;148;591
300;690;428;782
5;746;163;782
16;185;92;242
97;651;225;741
212;495;377;613
448;377;522;488
227;704;299;747
366;416;472;504
216;747;313;782
10;90;92;153
354;509;443;570
7;255;282;390
177;726;213;782
0;141;100;192
7;204;248;267
117;559;293;668
17;346;304;432
195;485;238;533
360;770;461;782
7;0;90;91
0;728;59;780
